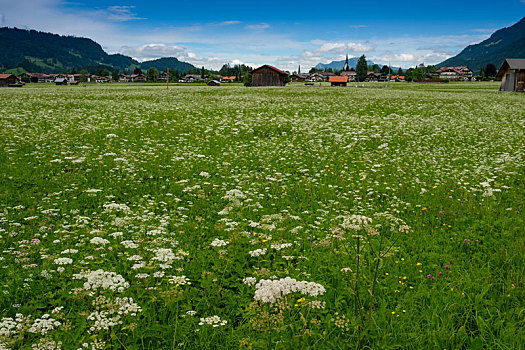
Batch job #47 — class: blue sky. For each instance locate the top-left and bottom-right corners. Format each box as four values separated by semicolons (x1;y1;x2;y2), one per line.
1;0;524;71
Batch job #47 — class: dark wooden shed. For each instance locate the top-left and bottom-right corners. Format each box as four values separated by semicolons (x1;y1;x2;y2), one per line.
0;74;17;87
497;59;525;92
54;77;68;85
250;65;287;87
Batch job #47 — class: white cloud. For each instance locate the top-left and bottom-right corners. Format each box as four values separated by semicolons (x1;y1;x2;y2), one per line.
120;44;186;61
214;21;241;26
348;24;368;29
472;28;496;33
106;6;146;22
245;23;270;30
0;12;5;25
318;41;374;54
384;53;415;62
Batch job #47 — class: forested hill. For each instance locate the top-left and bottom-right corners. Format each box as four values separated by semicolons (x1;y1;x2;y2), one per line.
437;17;525;70
0;27;196;74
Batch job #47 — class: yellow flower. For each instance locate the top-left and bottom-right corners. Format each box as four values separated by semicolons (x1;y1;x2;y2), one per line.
391;311;395;315
402;310;406;313
416;262;422;266
385;273;389;276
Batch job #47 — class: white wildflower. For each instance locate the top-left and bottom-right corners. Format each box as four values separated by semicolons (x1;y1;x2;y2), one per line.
254;277;326;303
248;248;267;257
90;237;110;246
210;238;228;247
198;315;227;327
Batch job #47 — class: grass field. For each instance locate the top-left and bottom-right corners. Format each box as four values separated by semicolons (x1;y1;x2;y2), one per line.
0;82;523;349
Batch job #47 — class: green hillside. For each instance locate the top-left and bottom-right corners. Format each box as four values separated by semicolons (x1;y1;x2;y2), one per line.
437;17;525;70
139;57;195;74
0;27;196;74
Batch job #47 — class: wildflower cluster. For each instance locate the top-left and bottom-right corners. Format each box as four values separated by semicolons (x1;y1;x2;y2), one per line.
254;277;326;303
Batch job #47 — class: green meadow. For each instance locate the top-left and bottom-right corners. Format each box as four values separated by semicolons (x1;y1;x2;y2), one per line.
0;82;523;349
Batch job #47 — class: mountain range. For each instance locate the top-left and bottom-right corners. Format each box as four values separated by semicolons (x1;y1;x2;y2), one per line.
0;27;196;75
437;17;525;69
315;57;376;71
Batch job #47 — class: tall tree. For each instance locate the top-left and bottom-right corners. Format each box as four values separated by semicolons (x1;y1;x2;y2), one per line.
147;67;159;82
111;71;119;82
381;65;392;74
201;66;205;79
484;63;497;77
134;67;143;75
79;69;89;83
356;55;368;82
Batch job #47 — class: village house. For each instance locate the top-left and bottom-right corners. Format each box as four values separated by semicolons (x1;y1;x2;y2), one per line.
0;74;17;87
497;58;525;92
365;72;388;82
249;65;288;87
181;74;205;83
308;72;329;82
317;71;336;81
329;76;349;87
118;74;130;83
207;80;221;86
158;72;169;81
220;76;236;83
130;73;146;82
290;74;307;82
341;69;357;81
436;66;473;81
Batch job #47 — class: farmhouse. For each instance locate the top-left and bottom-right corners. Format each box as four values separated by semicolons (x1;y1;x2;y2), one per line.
329;76;348;87
207;80;221;86
0;74;17;87
290;74;307;82
130;74;146;82
341;69;357;81
497;59;525;92
250;65;288;86
365;72;388;82
436;66;473;81
158;72;169;81
119;74;131;83
181;74;205;83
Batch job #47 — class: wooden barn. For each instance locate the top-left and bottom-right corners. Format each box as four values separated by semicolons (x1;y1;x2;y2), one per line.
250;65;288;86
54;77;68;85
329;76;349;87
207;80;221;86
497;59;525;92
0;74;17;87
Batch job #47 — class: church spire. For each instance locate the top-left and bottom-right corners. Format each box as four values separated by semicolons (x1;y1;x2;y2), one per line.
343;53;350;71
